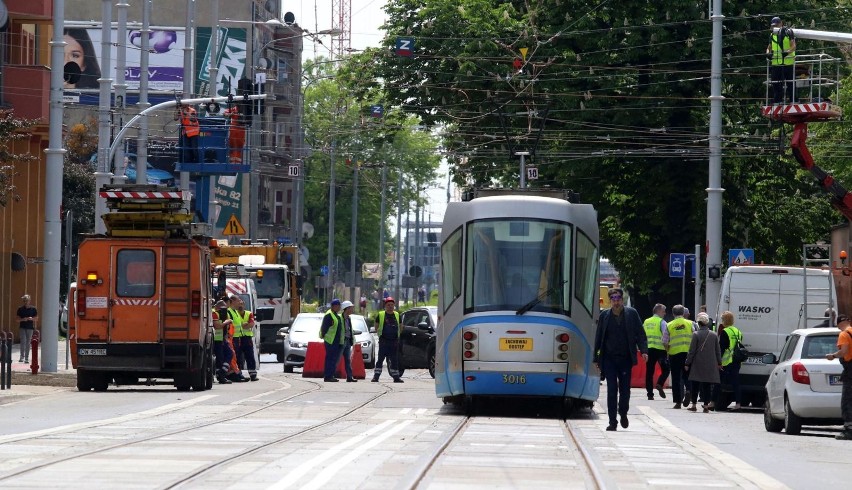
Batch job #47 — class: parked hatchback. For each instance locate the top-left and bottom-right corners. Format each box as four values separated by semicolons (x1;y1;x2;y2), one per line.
764;328;844;435
282;313;376;373
398;306;437;378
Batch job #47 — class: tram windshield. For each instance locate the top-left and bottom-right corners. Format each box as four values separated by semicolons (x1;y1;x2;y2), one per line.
465;219;572;315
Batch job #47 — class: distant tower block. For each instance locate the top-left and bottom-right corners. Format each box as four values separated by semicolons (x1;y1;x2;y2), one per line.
331;0;351;58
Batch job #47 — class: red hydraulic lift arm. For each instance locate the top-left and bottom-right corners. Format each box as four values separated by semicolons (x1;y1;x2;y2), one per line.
791;122;852;222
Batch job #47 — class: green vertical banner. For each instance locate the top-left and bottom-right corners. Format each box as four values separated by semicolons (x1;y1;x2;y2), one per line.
196;27;248;237
195;27;248;101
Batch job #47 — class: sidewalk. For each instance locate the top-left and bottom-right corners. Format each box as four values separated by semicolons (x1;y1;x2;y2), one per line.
1;338;77;388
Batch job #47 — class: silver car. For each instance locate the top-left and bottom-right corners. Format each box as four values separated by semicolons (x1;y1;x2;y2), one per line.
282;313;376;373
764;328;844;435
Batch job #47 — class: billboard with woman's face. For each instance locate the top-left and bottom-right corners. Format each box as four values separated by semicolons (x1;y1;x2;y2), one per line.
64;24;187;92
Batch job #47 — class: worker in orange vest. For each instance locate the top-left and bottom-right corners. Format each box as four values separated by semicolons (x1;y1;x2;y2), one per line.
176;105;200;163
224;105;246;163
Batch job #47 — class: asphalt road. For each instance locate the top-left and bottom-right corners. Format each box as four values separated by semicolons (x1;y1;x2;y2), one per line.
0;357;846;489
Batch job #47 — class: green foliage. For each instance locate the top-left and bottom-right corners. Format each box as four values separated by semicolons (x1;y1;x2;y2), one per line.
61;120;97;290
373;0;850;305
301;57;442;291
0;110;39;206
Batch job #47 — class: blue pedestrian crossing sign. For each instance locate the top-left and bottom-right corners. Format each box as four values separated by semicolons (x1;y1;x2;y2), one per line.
728;248;755;266
669;253;685;278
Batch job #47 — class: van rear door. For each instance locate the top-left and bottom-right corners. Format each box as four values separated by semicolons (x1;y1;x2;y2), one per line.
110;247;161;343
728;271;782;355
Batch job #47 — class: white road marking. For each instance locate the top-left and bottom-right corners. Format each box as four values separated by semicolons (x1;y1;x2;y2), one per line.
639;406;790;490
267;419;398;490
415;408;428;415
0;395;217;444
399;408;412;414
299;420;415;490
324;401;350;404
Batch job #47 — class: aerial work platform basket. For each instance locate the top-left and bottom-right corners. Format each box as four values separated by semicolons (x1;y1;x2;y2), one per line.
762;53;843;123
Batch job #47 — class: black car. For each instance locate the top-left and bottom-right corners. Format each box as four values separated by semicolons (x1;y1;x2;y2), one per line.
398;306;437;378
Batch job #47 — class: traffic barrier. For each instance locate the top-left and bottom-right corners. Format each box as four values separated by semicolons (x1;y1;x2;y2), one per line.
335;344;366;379
630;351;669;389
30;330;40;374
301;341;326;378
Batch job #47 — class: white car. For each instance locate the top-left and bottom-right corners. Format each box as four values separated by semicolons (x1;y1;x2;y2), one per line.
764;328;844;435
282;313;376;373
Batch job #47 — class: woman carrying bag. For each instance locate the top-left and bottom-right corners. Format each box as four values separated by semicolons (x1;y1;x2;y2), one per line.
684;312;722;412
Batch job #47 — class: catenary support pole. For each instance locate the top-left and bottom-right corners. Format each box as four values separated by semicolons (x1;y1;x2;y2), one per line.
136;0;151;184
694;243;702;316
113;1;129;185
705;0;724;319
207;0;219;223
41;0;67;372
378;164;387;304
349;162;359;302
327;141;336;302
180;0;195;193
94;0;114;234
394;170;403;302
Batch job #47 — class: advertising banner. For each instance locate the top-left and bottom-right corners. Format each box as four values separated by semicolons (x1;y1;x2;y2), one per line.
63;24;187;92
195;27;248;100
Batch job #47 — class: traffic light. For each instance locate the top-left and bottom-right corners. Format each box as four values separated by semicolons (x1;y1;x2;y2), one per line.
237;77;253;123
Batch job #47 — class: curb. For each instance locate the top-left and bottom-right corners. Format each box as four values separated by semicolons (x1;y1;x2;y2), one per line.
9;371;77;388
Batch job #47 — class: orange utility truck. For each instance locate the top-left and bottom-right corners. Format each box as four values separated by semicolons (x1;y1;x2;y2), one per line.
70;186;215;391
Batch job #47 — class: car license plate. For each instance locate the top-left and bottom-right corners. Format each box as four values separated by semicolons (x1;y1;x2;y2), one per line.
499;338;533;351
79;348;107;355
829;375;842;386
744;356;763;365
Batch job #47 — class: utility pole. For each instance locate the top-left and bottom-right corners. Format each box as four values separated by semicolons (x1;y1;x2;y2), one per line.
94;0;113;234
113;1;129;184
136;0;151;185
705;0;724;319
349;162;359;302
516;151;529;189
327;141;336;302
41;0;66;372
207;0;219;223
378;164;387;304
394;170;403;302
180;0;195;194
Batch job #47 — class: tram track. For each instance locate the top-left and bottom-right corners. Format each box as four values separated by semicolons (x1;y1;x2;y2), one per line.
0;379;392;485
400;412;612;490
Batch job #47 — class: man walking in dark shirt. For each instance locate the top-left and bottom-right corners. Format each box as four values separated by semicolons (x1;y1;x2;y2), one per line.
593;288;648;431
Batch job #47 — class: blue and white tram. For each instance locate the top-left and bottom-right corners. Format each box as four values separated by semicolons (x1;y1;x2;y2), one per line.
435;190;600;411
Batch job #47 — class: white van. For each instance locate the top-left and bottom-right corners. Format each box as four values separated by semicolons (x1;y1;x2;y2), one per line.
714;265;836;407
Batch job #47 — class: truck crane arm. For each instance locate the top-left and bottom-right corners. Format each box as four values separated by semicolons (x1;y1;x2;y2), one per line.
790;122;852;222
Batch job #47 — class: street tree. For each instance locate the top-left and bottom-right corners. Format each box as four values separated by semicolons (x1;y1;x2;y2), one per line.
0;110;39;207
370;0;847;310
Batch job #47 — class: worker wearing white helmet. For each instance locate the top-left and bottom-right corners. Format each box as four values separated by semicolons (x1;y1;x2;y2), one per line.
340;301;357;382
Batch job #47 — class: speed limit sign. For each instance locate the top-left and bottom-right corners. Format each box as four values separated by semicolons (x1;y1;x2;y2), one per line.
526;167;539;180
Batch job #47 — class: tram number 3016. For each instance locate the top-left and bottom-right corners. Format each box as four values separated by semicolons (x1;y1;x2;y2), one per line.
502;374;527;384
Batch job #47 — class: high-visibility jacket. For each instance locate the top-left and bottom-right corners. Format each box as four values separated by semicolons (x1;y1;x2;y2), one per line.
376;310;402;339
181;106;200;137
769;31;795;66
228;307;245;338
643;316;664;351
721;326;743;366
237;310;254;337
667;318;693;355
320;310;344;344
213;309;224;341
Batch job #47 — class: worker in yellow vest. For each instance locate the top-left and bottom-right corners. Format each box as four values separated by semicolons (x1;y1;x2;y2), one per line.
643;304;670;401
227;295;249;382
665;304;694;409
235;297;258;381
319;299;345;382
373;297;403;383
766;16;797;104
212;299;233;384
715;311;744;410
